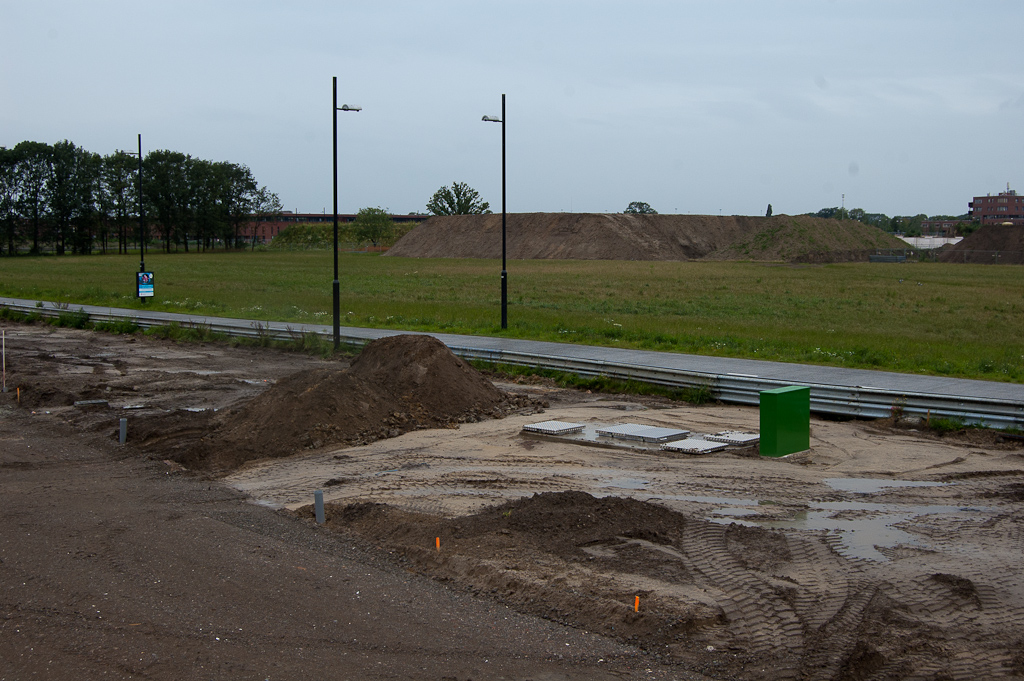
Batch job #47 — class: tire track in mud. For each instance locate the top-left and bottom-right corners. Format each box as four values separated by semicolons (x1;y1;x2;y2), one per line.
680;523;804;676
799;580;878;681
783;536;852;633
897;650;1018;681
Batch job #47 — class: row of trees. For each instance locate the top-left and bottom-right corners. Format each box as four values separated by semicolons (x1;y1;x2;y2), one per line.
0;140;281;256
807;207;974;236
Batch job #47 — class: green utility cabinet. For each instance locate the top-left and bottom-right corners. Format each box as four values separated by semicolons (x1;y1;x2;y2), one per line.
759;386;810;457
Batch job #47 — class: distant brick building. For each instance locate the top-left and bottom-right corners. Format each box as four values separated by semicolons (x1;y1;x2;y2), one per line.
918;219;966;237
968;186;1024;226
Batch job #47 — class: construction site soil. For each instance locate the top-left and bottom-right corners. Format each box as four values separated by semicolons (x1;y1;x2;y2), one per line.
385;213;908;263
3;321;1024;680
938;224;1024;264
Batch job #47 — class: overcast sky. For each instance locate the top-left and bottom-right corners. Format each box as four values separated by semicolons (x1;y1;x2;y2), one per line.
3;1;1022;218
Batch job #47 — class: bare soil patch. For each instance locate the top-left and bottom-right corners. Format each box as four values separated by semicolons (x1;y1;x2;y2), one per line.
385;213;906;262
4;321;1024;680
183;335;544;473
938;224;1024;264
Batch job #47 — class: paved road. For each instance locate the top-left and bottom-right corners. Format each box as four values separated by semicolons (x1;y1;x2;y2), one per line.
3;295;1021;409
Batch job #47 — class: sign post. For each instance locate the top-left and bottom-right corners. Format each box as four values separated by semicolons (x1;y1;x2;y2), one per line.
136;271;154;299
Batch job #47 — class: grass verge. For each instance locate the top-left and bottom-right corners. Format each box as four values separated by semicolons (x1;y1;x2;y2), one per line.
0;251;1021;382
474;360;715;405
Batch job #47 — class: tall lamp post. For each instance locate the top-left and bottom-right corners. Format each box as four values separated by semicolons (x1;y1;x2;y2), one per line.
122;135;148;303
332;76;361;351
482;93;507;329
136;134;144;274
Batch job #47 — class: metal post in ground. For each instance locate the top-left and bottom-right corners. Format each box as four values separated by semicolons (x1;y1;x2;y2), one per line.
314;490;325;524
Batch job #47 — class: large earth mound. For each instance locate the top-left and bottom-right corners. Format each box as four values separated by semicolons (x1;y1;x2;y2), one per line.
938;224;1024;264
385;213;906;262
182;335;536;472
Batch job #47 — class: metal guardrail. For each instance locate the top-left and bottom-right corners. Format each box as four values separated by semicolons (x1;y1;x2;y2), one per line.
5;300;1023;430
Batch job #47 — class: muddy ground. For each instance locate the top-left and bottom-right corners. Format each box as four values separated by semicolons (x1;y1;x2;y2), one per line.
2;321;1023;680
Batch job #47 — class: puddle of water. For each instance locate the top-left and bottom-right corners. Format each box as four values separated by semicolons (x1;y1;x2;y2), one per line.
713;500;987;563
599;477;649;490
825;478;947;494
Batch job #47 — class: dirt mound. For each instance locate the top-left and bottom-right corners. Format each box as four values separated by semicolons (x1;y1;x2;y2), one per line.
385;213;905;262
310;492;817;678
182;335;537;472
938;224;1024;264
706;215;907;262
307;489;1016;679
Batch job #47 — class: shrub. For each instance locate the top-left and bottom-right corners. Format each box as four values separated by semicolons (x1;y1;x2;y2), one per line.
93;318;140;334
54;308;91;329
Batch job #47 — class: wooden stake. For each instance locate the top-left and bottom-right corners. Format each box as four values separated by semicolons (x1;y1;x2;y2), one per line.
435;537;440;552
634;595;640;612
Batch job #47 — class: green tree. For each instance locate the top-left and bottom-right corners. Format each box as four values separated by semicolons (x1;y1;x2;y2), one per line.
426;182;491;215
0;147;21;255
217;162;258;249
624;201;657;214
903;214;927;237
185;157;218;251
14;141;52;254
48;140;101;255
766;203;773;217
353;206;394;246
100;150;139;254
144;150;190;252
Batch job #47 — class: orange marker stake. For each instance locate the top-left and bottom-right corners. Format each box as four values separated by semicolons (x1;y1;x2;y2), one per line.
436;537;440;552
634;596;640;612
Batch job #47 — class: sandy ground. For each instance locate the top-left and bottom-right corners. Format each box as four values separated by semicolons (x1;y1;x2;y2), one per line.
227;396;1024;679
2;321;1023;680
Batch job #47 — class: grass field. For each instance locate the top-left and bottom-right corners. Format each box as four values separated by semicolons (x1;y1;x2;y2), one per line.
1;251;1022;382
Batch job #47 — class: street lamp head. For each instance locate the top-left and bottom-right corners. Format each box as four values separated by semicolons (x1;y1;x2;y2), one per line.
482;115;501;123
340;104;362;112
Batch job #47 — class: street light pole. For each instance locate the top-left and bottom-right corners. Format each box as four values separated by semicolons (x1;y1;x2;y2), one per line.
137;134;144;274
332;76;361;351
482;94;507;329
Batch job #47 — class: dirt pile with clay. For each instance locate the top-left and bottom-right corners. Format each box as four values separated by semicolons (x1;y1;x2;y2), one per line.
181;334;543;472
938;224;1024;264
386;213;907;262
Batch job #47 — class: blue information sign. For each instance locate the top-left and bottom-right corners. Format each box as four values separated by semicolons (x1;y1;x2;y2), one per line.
137;272;154;298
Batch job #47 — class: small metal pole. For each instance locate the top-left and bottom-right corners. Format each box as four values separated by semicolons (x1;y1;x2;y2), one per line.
314;490;325;524
2;329;6;393
119;418;127;445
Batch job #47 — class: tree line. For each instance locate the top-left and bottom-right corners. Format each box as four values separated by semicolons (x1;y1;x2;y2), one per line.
0;140;281;256
806;206;975;236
